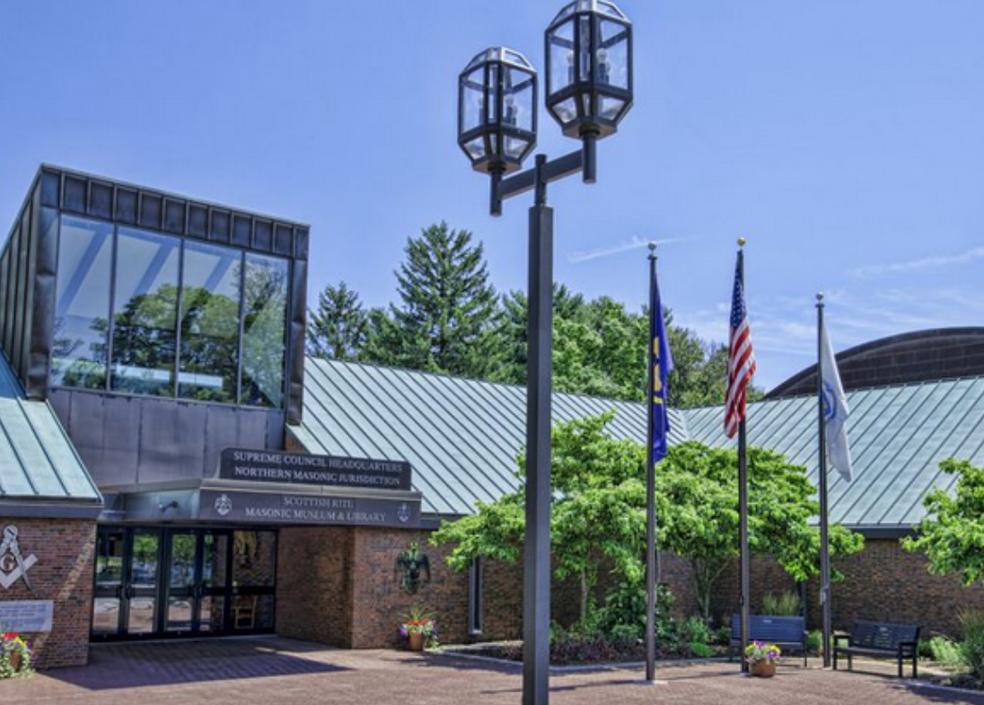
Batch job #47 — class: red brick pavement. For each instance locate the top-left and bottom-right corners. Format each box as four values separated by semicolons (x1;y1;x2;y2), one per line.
3;637;984;705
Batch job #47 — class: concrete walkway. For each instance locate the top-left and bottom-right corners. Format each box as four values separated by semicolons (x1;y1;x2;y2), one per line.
3;637;983;705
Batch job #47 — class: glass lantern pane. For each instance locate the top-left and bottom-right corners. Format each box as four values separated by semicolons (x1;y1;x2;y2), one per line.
552;97;577;125
599;96;625;120
505;69;534;131
487;64;498;123
599;21;629;89
597;1;625;19
578;16;592;82
505;136;529;159
465;137;486;160
461;70;484;132
548;20;575;94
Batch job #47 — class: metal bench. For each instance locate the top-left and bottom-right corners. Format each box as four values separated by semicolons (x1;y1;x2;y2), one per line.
833;620;920;678
729;614;808;666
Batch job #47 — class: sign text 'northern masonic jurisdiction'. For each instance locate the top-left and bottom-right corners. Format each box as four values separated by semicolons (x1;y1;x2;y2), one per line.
219;448;412;491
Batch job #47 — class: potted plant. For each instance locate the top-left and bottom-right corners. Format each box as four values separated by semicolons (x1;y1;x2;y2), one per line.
400;606;437;652
0;632;32;678
744;640;781;677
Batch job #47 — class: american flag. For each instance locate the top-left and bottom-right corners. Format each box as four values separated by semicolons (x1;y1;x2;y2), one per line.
724;250;756;438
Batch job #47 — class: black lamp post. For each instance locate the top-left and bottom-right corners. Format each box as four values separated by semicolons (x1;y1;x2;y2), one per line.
457;4;633;705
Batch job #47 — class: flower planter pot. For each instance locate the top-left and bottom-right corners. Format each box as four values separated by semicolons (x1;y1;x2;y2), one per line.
408;632;426;651
750;660;776;678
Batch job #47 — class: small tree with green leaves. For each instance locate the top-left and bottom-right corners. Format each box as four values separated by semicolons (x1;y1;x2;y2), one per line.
307;281;368;361
658;441;864;620
903;458;984;586
431;412;645;627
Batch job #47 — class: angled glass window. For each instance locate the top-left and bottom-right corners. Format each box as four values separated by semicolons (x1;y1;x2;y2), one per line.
178;241;241;403
111;228;180;396
240;253;288;408
53;217;113;389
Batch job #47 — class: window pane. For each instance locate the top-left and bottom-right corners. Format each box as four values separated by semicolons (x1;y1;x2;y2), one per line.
179;241;241;403
53;216;113;389
111;228;179;396
241;254;287;408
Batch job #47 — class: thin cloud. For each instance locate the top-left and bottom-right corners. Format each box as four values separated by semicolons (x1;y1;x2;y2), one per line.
568;236;684;264
855;246;984;278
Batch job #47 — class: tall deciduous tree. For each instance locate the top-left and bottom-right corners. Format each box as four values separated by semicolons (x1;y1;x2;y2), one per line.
903;458;984;586
363;222;503;379
307;281;368;362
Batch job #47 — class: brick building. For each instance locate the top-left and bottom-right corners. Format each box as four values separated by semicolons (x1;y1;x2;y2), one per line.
0;165;981;669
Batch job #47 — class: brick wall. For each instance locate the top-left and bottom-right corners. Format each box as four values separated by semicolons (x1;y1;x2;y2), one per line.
0;518;95;668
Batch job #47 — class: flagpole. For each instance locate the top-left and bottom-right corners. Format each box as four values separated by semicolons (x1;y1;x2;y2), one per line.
645;242;658;683
737;238;751;674
817;292;833;668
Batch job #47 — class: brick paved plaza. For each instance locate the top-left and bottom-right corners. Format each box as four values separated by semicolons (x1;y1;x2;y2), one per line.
3;637;983;705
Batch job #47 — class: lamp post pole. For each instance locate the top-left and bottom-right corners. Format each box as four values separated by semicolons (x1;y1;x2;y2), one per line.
496;146;590;705
457;7;634;703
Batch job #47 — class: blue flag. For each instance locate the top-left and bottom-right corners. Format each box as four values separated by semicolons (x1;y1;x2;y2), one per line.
650;266;673;464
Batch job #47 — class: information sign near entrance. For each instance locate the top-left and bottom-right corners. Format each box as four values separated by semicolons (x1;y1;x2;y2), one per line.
218;449;412;491
199;490;421;528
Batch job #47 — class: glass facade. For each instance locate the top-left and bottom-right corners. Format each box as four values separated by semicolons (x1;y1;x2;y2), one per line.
53;215;289;408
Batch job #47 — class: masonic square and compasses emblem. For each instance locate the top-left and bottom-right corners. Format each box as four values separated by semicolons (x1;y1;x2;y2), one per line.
0;525;36;591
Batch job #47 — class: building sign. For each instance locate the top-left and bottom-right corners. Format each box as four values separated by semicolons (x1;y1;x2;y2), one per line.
0;601;52;632
0;526;37;591
219;449;412;491
199;490;422;529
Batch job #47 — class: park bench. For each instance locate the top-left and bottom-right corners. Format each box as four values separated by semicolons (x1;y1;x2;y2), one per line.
729;614;808;666
833;621;920;678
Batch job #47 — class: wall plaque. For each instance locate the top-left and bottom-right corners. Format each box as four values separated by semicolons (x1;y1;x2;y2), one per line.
0;600;53;632
199;490;422;529
219;449;412;491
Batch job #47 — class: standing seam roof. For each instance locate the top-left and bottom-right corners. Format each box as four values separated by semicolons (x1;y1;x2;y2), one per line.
294;358;984;526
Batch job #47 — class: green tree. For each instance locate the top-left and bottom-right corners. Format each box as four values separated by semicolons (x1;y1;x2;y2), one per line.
658;441;863;619
363;222;503;379
431;412;645;625
903;459;984;586
307;281;368;362
432;415;863;626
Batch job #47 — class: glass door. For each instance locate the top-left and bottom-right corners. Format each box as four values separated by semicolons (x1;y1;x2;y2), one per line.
125;530;161;635
165;530;231;634
92;527;161;638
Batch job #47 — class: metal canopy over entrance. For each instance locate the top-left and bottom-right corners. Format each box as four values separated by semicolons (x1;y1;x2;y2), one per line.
92;525;277;641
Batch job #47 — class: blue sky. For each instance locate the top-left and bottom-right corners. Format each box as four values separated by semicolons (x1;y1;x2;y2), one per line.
2;0;983;390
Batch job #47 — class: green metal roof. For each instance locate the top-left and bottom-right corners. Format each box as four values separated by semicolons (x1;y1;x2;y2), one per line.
0;355;102;514
292;359;984;527
291;358;688;516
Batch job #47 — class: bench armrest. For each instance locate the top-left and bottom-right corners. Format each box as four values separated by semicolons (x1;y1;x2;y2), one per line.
833;634;850;647
897;641;918;656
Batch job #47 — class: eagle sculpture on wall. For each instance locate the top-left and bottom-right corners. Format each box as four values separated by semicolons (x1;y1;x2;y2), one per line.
395;541;431;594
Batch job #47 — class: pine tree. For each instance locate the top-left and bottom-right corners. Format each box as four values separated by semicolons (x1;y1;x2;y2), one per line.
307;281;368;361
363;222;503;379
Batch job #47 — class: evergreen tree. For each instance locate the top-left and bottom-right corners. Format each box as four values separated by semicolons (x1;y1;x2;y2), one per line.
363;222;503;379
307;281;368;362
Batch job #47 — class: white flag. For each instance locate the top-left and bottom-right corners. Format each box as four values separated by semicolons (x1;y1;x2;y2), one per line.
820;320;852;483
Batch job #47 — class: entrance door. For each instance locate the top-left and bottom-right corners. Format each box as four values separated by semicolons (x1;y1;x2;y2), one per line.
92;528;161;638
164;530;231;634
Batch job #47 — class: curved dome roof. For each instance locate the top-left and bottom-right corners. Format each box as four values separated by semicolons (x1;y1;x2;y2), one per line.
768;327;984;399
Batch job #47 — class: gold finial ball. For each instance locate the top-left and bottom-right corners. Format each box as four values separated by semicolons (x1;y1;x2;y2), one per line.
817;292;824;302
737;237;747;247
648;241;657;252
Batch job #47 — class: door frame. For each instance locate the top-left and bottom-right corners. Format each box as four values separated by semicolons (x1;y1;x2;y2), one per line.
91;525;277;641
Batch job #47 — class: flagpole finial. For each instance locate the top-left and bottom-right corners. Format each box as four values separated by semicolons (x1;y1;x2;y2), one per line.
737;237;747;248
648;241;657;260
816;292;824;307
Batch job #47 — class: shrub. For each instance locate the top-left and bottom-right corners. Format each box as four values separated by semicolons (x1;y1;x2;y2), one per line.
679;616;713;647
806;630;823;656
962;611;984;683
715;625;731;646
762;591;801;616
689;641;715;658
924;636;963;665
597;582;676;645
